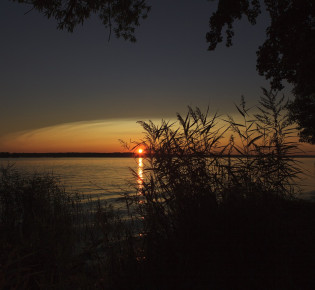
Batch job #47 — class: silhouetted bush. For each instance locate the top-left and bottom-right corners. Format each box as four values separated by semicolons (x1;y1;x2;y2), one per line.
1;90;314;289
121;90;314;289
0;165;82;289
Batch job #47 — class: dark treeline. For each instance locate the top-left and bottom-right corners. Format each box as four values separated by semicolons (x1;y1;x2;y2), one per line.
0;152;133;158
1;152;315;158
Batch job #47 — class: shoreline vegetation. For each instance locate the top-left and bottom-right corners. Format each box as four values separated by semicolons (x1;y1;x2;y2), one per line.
1;93;315;289
1;165;314;289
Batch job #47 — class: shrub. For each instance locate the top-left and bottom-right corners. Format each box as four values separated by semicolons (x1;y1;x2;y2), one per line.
128;89;300;237
0;165;81;289
121;89;314;289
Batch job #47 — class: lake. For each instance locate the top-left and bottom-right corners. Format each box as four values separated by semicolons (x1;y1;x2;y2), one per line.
1;157;314;201
0;157;140;203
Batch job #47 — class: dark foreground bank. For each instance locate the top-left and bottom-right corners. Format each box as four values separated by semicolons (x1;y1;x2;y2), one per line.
1;94;315;289
0;166;314;289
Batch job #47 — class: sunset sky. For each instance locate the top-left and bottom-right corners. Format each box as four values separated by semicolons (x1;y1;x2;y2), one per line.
1;0;308;153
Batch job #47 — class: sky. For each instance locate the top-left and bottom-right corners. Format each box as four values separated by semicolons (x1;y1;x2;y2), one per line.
1;0;307;153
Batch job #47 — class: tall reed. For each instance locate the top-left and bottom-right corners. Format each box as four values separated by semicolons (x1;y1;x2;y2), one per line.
0;165;82;289
1;90;312;289
120;89;312;289
127;89;300;233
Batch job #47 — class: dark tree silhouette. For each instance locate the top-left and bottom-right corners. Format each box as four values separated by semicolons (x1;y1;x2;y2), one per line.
206;0;315;143
11;0;314;143
11;0;151;42
288;95;315;144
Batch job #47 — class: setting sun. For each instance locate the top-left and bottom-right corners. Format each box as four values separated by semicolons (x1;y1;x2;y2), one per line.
138;149;143;154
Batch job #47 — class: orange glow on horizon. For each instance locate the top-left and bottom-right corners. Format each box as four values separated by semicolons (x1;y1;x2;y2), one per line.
0;120;145;153
1;118;314;155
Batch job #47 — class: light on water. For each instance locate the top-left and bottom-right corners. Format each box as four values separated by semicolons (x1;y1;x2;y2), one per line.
0;157;141;202
1;157;315;201
137;157;143;187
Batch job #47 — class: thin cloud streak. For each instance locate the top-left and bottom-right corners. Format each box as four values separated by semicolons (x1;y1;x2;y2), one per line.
0;119;153;153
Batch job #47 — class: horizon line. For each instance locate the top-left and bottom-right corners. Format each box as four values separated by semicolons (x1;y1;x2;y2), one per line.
1;152;315;158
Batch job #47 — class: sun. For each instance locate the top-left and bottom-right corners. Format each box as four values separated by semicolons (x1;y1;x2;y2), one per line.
138;148;143;154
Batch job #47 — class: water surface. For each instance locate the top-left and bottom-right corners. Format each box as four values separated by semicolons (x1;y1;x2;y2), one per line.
0;157;140;202
1;157;314;201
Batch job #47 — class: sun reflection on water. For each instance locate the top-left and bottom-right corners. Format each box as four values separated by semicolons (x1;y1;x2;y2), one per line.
137;157;143;189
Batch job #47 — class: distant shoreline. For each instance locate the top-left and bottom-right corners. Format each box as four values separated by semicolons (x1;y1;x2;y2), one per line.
0;152;134;158
1;152;315;158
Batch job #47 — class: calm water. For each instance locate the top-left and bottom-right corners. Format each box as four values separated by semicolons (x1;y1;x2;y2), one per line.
0;157;141;203
1;157;314;201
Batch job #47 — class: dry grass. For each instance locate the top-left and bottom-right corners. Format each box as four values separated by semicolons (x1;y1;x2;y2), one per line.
1;90;314;289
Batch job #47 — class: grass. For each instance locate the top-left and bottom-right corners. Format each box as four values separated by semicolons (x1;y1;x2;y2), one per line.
122;90;315;289
0;164;81;288
1;89;314;289
0;165;142;289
